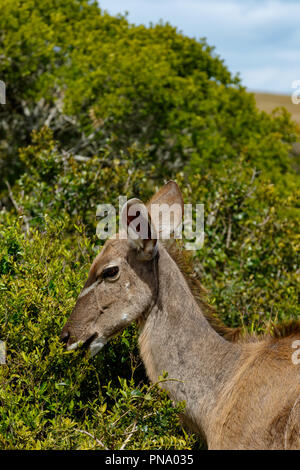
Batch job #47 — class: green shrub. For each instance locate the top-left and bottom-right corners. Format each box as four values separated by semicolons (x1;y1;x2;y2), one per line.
0;0;299;451
179;163;299;333
0;0;297;189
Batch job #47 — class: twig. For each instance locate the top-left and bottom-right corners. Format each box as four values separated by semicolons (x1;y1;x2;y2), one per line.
226;214;232;249
250;168;257;185
110;410;130;428
73;155;90;162
258;214;271;227
76;429;108;449
5;180;30;236
44;106;57;127
119;420;137;450
124;171;132;193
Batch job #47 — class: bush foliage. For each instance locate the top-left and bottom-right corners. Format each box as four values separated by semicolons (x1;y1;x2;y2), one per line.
0;0;299;450
0;0;298;187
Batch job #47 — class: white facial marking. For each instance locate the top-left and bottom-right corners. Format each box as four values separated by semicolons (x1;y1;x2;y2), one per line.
90;337;107;357
66;341;81;351
78;280;100;299
122;313;128;321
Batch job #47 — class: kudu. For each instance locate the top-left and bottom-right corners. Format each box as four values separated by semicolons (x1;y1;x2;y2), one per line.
61;181;300;449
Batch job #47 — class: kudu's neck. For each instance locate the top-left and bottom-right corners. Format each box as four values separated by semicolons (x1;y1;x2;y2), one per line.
138;245;241;436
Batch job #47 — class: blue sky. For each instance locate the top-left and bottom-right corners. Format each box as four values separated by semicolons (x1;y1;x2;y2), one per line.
98;0;300;94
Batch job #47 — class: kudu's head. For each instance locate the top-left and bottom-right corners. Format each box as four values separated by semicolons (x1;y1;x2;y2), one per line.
60;181;183;357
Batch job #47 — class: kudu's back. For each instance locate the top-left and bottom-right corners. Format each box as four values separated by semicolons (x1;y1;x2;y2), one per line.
208;335;300;449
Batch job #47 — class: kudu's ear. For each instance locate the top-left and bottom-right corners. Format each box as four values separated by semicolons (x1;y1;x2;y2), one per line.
146;181;184;239
121;198;158;260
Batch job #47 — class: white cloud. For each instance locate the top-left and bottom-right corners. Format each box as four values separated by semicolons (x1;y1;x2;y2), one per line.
98;0;300;93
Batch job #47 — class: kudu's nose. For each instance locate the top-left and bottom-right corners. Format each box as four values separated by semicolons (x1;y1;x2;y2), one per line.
60;329;70;345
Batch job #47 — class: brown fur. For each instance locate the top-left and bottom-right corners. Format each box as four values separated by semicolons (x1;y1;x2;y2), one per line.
165;240;243;341
208;335;300;449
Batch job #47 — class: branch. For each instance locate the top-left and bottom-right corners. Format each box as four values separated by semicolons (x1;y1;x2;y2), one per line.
119;420;137;450
226;214;232;249
76;429;108;450
5;180;30;236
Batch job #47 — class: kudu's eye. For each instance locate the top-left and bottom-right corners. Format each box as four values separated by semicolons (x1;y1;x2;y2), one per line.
102;265;120;281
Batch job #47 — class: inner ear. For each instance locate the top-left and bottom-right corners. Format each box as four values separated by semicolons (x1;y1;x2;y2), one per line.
121;198;158;260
